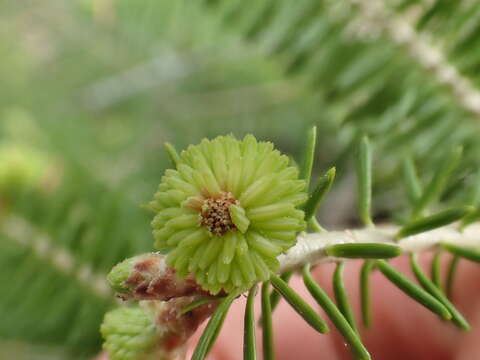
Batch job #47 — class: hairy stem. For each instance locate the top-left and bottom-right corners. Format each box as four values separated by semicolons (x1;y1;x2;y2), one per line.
279;223;480;272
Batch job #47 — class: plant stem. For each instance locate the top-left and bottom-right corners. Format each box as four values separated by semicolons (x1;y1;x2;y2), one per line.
278;223;480;272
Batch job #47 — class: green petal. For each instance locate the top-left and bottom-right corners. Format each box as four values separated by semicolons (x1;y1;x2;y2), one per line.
236;236;256;284
153;192;177;207
226;157;242;196
211;140;228;186
254;151;282;178
239;175;276;207
242;134;258;156
177;164;196;185
166;189;188;204
280;192;308;206
231;259;244;287
164;174;198;196
167;229;196;246
238;135;258;192
153;227;176;249
229;204;250;233
190;146;213;172
216;260;231;284
175;252;193;276
165;214;199;229
221;232;237;264
201;170;222;196
277;166;299;180
253;217;303;232
247;203;295;222
154;207;184;221
198;238;223;270
250;251;270;281
207;262;218;284
246;232;282;258
188;245;207;272
259;254;280;271
178;229;207;248
224;135;242;163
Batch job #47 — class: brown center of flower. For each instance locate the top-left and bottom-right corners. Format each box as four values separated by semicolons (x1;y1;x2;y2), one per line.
199;191;239;236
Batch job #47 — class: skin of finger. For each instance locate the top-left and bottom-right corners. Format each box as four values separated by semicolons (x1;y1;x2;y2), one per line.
317;255;480;360
199;254;480;360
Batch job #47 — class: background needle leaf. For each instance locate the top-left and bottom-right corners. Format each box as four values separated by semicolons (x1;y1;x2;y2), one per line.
356;136;374;227
412;147;463;218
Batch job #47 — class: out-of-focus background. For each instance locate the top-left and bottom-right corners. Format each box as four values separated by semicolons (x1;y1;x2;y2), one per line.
1;0;480;358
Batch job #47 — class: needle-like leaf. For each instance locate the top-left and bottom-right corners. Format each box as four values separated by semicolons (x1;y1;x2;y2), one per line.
441;243;480;263
180;297;221;315
303;264;371;360
307;217;325;232
360;260;375;328
410;254;470;330
431;251;442;289
375;260;451;320
333;262;358;334
401;156;423;207
300;126;317;188
326;243;402;259
192;290;240;360
446;255;460;299
303;167;336;220
261;282;275;360
270;274;329;334
396;207;471;240
244;285;258;360
269;271;293;312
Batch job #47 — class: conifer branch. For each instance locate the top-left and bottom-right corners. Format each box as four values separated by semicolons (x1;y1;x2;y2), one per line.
350;0;480;116
1;215;111;299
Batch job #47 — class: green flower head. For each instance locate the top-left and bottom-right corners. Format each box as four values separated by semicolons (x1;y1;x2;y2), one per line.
150;135;307;294
101;306;158;360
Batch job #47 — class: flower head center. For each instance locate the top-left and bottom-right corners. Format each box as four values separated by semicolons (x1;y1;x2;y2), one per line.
199;191;239;236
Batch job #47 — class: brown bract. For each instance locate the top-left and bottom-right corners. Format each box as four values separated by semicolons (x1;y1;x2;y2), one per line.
146;297;219;353
119;254;209;301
